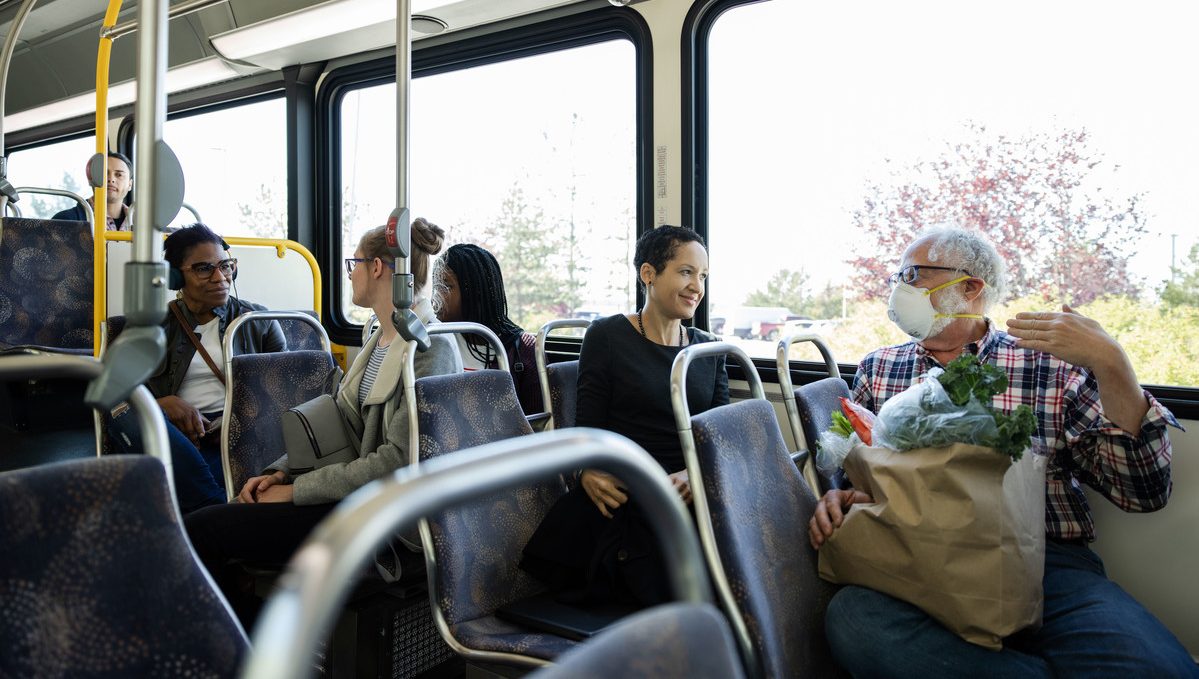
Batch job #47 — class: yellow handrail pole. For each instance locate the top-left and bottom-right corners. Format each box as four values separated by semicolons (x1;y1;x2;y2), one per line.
101;232;323;316
93;0;124;356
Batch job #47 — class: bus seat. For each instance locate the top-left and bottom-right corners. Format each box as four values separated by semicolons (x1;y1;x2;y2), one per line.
104;315;127;347
0;217;94;354
777;334;849;494
793;378;852;492
527;603;746;679
690;398;844;678
277;311;324;351
0;456;247;677
415;369;576;664
545;360;580;429
534;319;589;431
224;350;339;499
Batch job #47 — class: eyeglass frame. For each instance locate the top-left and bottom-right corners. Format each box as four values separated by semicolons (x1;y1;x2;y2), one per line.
887;264;974;287
345;257;397;275
182;259;238;279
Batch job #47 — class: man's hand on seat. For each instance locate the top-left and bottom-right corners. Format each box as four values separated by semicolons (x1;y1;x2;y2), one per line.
809;489;873;550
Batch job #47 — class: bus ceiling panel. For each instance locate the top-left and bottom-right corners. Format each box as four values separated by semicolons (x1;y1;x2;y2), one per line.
2;0;235;118
0;0;105;41
208;0;587;70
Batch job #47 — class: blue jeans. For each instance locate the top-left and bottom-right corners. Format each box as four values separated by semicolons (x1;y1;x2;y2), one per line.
108;408;227;513
825;540;1198;678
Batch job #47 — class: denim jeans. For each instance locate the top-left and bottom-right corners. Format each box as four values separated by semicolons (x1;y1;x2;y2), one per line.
108;408;227;513
825;540;1198;678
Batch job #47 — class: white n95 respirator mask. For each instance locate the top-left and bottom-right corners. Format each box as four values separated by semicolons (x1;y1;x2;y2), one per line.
887;275;983;340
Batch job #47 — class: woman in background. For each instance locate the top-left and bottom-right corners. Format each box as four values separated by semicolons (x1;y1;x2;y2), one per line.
435;243;543;415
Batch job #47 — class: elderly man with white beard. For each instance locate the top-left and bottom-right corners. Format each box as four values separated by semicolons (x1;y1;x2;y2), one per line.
807;228;1193;679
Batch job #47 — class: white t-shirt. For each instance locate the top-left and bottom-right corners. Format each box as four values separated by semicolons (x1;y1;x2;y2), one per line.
175;317;226;414
455;334;489;371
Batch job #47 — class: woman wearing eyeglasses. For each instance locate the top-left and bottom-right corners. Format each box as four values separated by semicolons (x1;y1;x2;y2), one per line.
107;223;286;513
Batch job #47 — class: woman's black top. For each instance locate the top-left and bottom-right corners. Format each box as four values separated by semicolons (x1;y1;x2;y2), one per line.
576;313;729;472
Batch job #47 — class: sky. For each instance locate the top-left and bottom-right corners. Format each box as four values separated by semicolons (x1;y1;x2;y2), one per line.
706;0;1199;310
10;0;1198;316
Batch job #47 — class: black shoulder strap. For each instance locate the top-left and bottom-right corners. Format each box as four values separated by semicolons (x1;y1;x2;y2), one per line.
510;334;524;373
169;301;227;385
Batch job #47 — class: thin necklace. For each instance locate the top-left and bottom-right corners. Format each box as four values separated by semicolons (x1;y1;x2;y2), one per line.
637;309;685;347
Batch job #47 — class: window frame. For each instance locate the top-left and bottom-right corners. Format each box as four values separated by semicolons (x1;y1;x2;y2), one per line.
316;5;653;345
685;0;1199;416
115;88;291;237
7;131;99;208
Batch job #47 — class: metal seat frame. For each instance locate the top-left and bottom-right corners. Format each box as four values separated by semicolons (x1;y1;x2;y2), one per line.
669;341;768;678
776;333;842;495
243;428;712;679
534;318;590;431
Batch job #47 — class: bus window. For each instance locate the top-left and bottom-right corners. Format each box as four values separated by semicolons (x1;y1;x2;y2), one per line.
163;96;287;237
338;39;637;328
8;135;95;218
706;0;1199;388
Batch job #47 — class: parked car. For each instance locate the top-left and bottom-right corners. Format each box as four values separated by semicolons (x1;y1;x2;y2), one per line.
754;314;806;341
782;317;839;337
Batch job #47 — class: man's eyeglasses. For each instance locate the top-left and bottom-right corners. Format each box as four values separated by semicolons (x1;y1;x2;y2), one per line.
184;259;237;279
345;257;397;275
887;265;972;287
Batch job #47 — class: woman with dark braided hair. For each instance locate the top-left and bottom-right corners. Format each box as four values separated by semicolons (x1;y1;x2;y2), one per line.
434;243;544;415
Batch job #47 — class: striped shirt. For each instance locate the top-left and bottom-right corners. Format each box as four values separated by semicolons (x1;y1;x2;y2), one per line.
852;322;1180;542
358;341;390;407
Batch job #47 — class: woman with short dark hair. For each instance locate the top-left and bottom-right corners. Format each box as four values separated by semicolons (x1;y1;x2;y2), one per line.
521;225;729;607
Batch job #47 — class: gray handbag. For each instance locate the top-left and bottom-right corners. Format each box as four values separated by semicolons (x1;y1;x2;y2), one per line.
281;394;359;474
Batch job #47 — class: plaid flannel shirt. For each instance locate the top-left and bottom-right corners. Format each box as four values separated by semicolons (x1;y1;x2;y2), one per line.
852;322;1181;542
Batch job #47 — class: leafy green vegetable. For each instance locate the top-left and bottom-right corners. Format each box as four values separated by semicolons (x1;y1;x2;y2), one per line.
989;405;1036;462
830;410;854;438
939;354;1010;406
936;354;1034;462
875;354;1035;462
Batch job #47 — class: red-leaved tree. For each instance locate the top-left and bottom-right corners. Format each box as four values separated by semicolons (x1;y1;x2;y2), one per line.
848;123;1145;305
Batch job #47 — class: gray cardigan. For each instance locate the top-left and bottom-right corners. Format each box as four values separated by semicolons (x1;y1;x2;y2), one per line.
267;299;462;505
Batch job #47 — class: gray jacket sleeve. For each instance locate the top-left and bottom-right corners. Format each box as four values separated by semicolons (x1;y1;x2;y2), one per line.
290;334;461;505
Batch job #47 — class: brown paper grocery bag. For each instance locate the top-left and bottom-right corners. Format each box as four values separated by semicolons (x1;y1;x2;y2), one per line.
818;443;1047;650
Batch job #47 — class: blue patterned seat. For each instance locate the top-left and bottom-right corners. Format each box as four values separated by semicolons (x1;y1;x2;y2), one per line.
0;217;94;353
545;360;579;430
528;603;745;679
794;377;852;492
691;399;844;678
0;456;247;677
225;350;339;497
277;312;324;351
415;369;575;663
